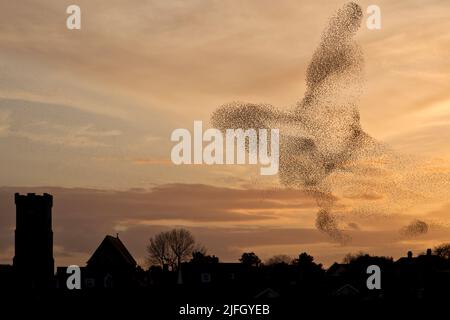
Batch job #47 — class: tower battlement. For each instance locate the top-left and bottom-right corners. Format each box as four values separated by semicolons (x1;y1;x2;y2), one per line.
15;192;53;206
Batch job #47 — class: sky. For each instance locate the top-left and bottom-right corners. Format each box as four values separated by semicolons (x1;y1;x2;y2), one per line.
0;0;450;267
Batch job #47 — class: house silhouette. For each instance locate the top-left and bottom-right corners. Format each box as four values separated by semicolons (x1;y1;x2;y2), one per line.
86;234;138;288
56;234;138;289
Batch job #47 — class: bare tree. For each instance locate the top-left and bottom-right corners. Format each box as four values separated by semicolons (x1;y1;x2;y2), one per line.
265;254;293;266
342;251;366;264
147;231;175;269
147;228;197;270
433;243;450;259
168;228;196;270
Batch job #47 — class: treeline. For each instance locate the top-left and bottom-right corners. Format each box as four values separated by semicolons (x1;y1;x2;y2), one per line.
146;228;450;270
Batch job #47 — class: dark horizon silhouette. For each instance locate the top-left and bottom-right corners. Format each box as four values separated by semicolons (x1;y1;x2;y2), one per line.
1;192;449;320
0;192;449;301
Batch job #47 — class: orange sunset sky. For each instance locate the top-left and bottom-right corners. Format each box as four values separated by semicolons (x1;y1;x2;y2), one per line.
1;0;450;267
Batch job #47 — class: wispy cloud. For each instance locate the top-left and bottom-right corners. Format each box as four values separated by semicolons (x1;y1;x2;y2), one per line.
132;157;172;165
15;123;122;148
0;110;11;137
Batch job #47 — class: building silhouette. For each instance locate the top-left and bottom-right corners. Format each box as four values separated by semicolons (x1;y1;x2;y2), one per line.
13;193;54;288
56;235;139;289
0;190;449;310
85;234;138;288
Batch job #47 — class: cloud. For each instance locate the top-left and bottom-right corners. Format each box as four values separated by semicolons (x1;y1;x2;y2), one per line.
50;183;319;222
0;184;318;266
1;184;449;267
132;157;172;165
0;110;11;137
0;98;127;147
15;123;122;148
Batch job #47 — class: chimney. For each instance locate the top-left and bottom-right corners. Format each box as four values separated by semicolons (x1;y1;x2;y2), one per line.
426;248;432;256
407;251;413;259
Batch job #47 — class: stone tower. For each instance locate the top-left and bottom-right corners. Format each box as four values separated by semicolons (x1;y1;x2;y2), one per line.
13;193;54;288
